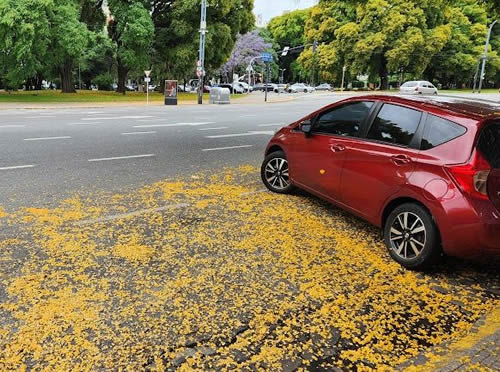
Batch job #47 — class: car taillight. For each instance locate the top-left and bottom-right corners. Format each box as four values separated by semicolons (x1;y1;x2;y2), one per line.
446;150;491;200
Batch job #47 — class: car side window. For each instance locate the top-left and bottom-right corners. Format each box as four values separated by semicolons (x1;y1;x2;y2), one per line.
421;115;466;150
312;101;373;137
367;104;422;147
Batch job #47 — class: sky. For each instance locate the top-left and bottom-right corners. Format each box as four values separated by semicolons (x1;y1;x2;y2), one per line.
253;0;318;26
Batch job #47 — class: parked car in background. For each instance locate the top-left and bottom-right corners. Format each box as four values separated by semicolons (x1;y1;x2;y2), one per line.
400;81;438;95
178;84;192;92
233;82;251;93
288;83;314;93
236;82;253;93
316;83;333;91
274;84;287;93
217;83;244;94
261;95;500;269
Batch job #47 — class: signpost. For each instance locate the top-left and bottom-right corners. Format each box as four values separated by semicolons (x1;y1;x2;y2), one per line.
197;0;207;104
145;70;151;105
261;52;273;102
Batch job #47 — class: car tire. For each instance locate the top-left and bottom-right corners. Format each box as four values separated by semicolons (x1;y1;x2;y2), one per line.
384;203;441;270
261;151;295;194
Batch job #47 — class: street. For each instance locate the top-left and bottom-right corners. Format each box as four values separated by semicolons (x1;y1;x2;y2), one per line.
0;93;499;370
0;93;346;209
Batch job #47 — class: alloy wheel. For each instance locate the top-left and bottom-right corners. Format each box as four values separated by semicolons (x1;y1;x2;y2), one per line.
264;158;290;191
389;212;427;260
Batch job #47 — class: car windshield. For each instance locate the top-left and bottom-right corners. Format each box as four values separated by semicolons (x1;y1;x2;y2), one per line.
401;82;417;87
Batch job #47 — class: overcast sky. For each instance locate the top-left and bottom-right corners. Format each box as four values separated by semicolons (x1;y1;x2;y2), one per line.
254;0;318;25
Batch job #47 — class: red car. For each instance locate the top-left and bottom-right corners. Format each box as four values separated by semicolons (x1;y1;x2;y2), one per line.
261;95;500;269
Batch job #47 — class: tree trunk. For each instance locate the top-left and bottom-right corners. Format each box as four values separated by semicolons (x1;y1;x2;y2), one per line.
379;54;389;91
60;58;76;93
117;60;128;95
35;73;43;90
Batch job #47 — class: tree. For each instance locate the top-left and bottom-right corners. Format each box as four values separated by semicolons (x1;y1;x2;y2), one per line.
150;0;254;85
425;0;497;88
108;0;154;94
218;30;271;82
0;0;91;92
268;9;310;83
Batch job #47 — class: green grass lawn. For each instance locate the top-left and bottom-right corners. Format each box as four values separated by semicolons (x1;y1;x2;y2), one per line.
0;90;243;103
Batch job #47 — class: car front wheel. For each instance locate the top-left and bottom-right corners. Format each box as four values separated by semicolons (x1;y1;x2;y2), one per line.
384;203;440;270
261;151;294;194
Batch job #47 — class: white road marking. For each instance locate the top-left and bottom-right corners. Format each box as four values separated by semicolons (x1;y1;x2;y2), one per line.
0;164;36;171
24;136;72;141
198;127;229;131
68;122;103;126
121;131;157;135
0;125;26;128
205;131;274;139
82;115;154;121
202;145;253;152
88;154;155;162
133;122;215;128
73;203;189;226
258;123;284;127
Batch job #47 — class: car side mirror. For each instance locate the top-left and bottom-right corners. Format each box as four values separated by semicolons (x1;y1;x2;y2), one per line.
300;120;312;136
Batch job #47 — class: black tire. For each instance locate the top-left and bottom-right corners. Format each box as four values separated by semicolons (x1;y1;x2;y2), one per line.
384;203;440;270
261;151;295;194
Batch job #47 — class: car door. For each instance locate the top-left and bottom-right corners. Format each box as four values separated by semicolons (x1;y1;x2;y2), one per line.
340;103;424;219
288;101;375;201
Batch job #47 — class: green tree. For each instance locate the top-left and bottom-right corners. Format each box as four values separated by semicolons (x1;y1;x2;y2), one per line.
151;0;254;85
108;1;154;93
0;0;91;92
267;8;310;83
425;0;497;88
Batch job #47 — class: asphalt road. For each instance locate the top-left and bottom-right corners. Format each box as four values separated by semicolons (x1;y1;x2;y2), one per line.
0;93;354;209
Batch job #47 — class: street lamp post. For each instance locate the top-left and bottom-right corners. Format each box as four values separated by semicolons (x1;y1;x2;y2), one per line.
197;0;207;105
341;65;347;92
477;20;498;93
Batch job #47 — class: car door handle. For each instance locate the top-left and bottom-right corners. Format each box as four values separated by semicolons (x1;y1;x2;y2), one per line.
330;144;346;152
391;154;411;165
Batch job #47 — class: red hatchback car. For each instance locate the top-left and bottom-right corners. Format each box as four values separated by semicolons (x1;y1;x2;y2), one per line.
261;95;500;269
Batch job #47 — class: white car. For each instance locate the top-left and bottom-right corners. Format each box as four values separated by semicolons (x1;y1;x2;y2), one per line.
237;82;253;93
400;81;438;95
288;83;314;93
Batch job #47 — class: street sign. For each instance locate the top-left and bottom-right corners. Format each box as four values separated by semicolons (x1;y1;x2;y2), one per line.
197;60;202;67
261;52;273;63
281;47;290;56
144;77;151;83
144;70;151;78
196;69;203;78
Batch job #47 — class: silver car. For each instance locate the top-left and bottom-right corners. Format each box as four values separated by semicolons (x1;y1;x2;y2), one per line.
400;81;438;95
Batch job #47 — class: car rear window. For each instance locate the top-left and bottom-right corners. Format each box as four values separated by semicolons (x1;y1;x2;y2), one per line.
477;122;500;168
367;104;422;147
401;82;417;87
421;115;466;150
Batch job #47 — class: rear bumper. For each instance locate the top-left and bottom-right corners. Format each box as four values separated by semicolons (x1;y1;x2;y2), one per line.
438;196;500;258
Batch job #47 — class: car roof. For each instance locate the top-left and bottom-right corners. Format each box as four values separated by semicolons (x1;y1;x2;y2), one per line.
353;94;500;122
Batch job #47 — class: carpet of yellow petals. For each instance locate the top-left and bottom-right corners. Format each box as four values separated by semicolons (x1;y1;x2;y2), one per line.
0;166;498;371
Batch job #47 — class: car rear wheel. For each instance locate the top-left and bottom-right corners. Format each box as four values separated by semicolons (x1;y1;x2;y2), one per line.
261;151;294;194
384;203;440;270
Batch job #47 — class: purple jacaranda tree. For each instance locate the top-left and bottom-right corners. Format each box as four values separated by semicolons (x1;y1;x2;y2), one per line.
218;30;272;82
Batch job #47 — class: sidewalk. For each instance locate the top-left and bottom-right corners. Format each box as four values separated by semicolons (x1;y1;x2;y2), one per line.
400;305;500;371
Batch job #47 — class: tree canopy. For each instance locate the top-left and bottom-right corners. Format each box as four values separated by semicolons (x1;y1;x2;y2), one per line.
269;0;498;88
